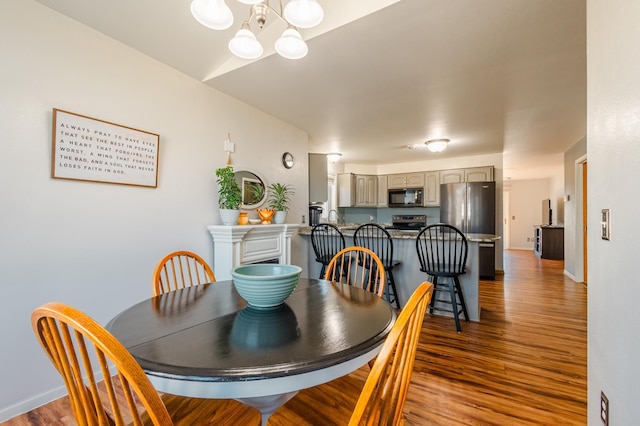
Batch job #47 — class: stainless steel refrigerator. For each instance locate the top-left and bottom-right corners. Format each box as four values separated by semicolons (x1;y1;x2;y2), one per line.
440;181;496;279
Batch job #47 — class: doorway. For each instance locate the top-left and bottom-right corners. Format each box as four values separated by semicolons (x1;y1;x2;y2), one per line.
503;189;511;249
575;155;587;284
582;161;587;284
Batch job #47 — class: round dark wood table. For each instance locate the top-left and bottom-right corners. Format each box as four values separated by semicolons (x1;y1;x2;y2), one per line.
107;278;395;424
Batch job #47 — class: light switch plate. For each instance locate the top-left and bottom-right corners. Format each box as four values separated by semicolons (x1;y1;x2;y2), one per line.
601;209;610;240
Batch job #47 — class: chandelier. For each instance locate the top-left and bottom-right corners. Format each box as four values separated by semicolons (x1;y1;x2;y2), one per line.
190;0;324;60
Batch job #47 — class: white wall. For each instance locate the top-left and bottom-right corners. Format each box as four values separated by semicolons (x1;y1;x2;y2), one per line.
588;0;640;423
506;179;552;250
0;1;309;420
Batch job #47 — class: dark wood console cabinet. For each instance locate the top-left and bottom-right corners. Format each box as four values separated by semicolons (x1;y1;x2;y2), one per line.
534;226;564;260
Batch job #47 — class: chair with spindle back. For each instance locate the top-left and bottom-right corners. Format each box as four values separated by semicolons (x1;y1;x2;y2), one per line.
268;281;434;425
31;302;257;425
324;246;386;298
416;223;469;332
354;223;402;309
152;250;215;296
311;223;346;279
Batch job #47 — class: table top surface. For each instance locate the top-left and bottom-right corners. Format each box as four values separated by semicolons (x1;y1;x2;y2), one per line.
107;278;395;385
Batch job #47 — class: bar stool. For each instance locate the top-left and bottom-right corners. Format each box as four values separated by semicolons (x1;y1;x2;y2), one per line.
311;223;346;279
416;223;469;332
354;223;401;309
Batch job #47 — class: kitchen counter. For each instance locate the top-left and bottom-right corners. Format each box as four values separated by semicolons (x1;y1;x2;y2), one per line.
299;224;500;322
298;225;499;243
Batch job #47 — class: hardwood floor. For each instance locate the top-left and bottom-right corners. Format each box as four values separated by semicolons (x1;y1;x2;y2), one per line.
3;250;586;425
404;250;587;425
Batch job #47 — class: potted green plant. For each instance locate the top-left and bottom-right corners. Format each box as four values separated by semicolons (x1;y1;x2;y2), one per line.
268;183;295;224
216;166;242;225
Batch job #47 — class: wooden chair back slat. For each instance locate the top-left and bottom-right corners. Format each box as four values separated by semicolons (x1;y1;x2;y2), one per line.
353;223;395;268
349;282;433;425
324;246;386;298
32;302;175;425
152;250;215;296
416;223;468;276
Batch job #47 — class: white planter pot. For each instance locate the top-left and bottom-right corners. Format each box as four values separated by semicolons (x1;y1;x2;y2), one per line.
219;209;240;226
273;210;287;224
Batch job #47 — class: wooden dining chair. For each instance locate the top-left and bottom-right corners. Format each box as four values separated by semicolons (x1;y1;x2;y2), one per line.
152;250;216;296
354;223;402;309
267;281;434;425
416;223;469;332
310;223;346;279
324;246;386;298
31;302;258;426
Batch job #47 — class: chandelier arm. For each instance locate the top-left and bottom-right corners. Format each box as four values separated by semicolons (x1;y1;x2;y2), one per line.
265;2;287;26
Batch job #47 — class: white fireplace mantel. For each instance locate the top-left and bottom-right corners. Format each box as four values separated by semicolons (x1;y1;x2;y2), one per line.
207;224;299;280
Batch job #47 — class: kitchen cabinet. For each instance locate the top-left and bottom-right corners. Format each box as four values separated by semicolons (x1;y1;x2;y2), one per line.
377;175;388;207
424;171;440;206
337;173;356;207
355;174;377;206
308;153;328;203
387;172;425;189
338;173;378;207
534;226;564;260
440;166;494;184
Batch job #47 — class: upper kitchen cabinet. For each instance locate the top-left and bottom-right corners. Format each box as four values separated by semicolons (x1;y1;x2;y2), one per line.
424;171;440;206
387;172;425;189
356;175;378;207
338;173;356;207
377;175;388;207
338;173;378;207
309;153;328;203
440;166;494;184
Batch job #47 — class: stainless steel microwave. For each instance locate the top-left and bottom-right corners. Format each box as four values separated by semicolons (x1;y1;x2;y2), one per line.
388;188;424;207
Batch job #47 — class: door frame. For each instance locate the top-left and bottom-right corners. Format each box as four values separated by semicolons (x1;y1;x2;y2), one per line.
574;154;587;283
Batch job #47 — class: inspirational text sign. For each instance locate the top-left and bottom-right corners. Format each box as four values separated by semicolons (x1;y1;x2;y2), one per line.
51;109;160;188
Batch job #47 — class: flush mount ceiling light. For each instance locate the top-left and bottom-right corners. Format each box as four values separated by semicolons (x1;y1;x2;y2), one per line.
425;138;449;153
190;0;323;60
327;153;342;163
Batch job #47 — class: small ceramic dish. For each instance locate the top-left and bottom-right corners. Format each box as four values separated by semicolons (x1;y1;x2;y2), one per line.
249;219;261;225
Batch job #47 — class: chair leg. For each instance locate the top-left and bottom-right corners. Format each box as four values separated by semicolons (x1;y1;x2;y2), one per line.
319;264;326;280
454;276;469;322
448;279;462;333
428;276;438;314
387;269;401;309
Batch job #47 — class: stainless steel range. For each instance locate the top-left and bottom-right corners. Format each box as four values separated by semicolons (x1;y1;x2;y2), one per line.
385;215;427;231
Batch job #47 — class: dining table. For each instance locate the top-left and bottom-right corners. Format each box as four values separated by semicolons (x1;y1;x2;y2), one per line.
106;277;396;425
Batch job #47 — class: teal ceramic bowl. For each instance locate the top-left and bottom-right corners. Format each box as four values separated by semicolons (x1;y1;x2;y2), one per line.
231;264;302;308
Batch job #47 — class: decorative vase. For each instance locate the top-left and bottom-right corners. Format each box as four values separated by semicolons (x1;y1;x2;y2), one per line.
257;208;275;224
238;212;249;225
273;210;287;224
219;209;240;226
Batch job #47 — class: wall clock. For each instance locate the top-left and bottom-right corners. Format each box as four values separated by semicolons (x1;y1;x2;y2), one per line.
282;152;294;169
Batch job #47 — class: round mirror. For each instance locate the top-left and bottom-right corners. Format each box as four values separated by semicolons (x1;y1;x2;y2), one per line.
235;170;267;209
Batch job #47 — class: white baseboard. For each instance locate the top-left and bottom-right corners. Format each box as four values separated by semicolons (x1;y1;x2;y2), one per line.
0;385;68;423
0;366;116;422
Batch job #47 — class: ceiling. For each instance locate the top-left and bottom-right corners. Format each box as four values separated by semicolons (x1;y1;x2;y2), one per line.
34;0;586;180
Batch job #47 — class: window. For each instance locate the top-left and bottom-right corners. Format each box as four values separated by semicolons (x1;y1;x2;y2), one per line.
320;173;337;221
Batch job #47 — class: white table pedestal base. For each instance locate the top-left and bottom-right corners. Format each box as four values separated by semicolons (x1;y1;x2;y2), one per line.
237;391;298;426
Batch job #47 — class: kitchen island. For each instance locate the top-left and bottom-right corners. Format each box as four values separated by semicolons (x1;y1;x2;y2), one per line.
298;225;499;322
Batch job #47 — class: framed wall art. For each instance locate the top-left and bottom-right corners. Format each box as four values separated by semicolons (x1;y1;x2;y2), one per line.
51;108;160;188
